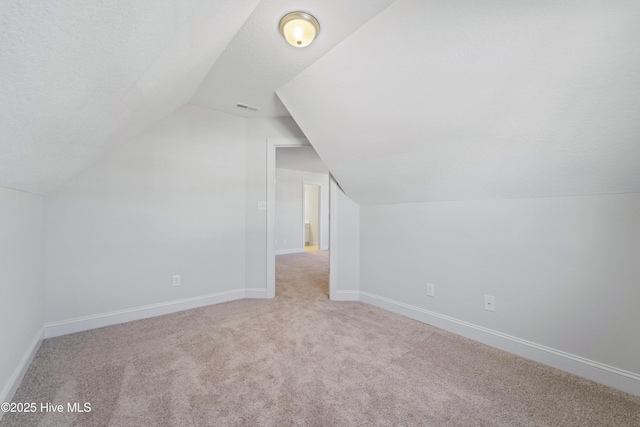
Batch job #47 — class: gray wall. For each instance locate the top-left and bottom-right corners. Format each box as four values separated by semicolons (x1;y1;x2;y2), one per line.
275;168;329;254
360;193;640;375
42;113;311;332
45;105;247;326
5;106;638;398
0;187;45;405
330;181;360;300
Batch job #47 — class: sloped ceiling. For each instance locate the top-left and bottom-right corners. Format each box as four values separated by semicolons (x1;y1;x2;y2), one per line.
276;146;328;174
277;0;640;205
191;0;395;117
0;0;259;194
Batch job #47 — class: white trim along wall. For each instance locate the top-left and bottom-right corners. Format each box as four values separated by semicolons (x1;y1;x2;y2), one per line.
357;291;640;397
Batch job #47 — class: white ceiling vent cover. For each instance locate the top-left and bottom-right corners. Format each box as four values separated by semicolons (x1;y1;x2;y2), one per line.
236;103;260;112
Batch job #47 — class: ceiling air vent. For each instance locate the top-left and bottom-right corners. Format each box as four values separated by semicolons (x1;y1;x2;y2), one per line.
236;103;260;112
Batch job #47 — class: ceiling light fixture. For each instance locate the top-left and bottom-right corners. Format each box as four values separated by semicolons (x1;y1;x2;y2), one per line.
279;12;320;48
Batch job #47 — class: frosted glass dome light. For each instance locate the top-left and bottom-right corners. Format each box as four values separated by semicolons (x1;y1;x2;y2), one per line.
279;12;320;48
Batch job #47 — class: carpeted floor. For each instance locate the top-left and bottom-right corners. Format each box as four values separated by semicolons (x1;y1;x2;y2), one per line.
2;250;639;426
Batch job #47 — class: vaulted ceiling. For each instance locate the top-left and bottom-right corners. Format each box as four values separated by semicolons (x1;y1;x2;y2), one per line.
2;0;639;206
0;0;259;194
277;146;328;175
278;0;640;205
191;0;395;117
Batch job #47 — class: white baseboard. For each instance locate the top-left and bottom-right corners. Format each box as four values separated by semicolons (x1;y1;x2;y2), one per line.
245;288;268;299
359;291;640;397
276;248;304;255
0;326;43;418
331;290;361;302
44;289;246;338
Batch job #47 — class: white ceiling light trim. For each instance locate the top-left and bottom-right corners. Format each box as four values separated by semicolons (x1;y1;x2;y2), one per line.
279;12;320;48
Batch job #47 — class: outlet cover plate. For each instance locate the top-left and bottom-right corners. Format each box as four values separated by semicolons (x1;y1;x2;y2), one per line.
426;283;435;297
484;295;495;312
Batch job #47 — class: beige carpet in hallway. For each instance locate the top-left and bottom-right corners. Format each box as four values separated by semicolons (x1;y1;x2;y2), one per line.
2;251;639;426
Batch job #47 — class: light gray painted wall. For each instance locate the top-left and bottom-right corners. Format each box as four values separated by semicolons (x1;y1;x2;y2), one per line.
275;168;329;254
304;184;320;246
245;118;305;289
45;105;247;323
0;187;45;405
360;193;640;375
330;181;360;299
276;168;303;253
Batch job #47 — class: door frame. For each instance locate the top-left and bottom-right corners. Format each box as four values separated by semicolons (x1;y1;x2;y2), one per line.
267;137;333;298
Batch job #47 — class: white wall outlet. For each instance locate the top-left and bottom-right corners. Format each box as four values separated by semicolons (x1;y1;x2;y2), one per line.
173;275;181;287
426;283;435;297
257;201;267;211
283;239;287;244
484;295;495;312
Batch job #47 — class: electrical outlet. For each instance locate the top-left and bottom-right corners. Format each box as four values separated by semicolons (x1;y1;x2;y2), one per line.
257;201;267;211
484;295;495;312
173;275;181;287
284;239;287;244
426;283;435;297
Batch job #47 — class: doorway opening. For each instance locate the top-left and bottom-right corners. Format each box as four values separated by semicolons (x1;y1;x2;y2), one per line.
266;138;333;299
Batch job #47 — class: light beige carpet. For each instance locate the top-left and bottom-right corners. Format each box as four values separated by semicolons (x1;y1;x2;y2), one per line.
2;251;639;426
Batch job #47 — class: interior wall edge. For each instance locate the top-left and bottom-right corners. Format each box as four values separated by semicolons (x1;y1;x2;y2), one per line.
332;290;361;302
244;288;268;299
359;291;640;397
0;326;44;415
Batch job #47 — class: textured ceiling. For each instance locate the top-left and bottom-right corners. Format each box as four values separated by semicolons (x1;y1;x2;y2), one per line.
277;0;640;205
190;0;395;117
0;0;259;194
5;0;640;203
276;146;328;174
